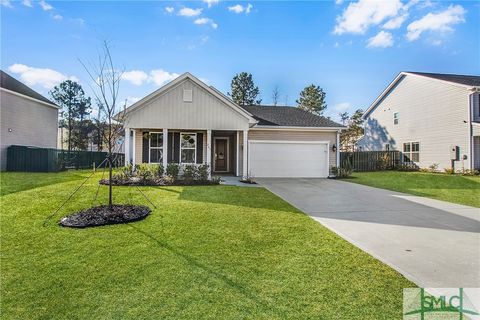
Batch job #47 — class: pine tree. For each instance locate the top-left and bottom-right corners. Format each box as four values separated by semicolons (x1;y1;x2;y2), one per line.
296;84;327;115
229;72;262;105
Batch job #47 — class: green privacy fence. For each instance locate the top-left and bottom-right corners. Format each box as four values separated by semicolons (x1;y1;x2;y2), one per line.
6;145;124;172
340;151;402;172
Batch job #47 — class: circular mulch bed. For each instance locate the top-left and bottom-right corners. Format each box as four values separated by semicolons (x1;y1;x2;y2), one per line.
59;205;151;228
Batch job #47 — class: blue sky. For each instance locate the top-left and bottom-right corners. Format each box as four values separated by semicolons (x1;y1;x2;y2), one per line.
1;0;479;120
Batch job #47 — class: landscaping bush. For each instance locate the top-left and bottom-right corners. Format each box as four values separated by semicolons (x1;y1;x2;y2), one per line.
197;164;210;181
136;163;155;181
397;163;419;172
166;163;180;180
458;169;480;176
182;164;197;181
331;166;352;178
428;163;439;173
444;168;454;175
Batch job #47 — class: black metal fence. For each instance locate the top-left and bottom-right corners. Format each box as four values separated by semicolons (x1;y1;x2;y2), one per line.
340;151;402;172
6;145;124;172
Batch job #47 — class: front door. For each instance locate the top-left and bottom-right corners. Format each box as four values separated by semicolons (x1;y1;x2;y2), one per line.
214;138;229;172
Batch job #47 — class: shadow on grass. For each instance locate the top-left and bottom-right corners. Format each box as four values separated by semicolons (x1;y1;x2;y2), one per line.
128;224;284;317
0;171;89;196
175;185;300;214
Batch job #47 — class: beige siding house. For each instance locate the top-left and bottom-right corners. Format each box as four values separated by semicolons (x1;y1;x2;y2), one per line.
359;72;480;171
0;71;59;170
122;73;343;178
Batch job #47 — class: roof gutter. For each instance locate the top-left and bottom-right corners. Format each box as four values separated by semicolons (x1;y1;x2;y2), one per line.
251;125;345;131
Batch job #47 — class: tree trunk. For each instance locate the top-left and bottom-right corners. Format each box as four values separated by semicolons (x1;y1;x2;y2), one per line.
108;157;113;208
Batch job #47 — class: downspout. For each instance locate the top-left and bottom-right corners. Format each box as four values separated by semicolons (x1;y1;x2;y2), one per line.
336;130;340;167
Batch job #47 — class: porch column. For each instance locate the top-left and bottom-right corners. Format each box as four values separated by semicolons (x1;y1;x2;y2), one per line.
236;131;239;176
206;129;212;179
163;128;168;171
124;127;131;166
336;131;340;167
132;130;136;167
242;129;248;179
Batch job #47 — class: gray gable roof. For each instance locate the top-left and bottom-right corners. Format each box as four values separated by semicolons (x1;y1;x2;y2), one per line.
241;105;344;128
0;70;57;106
407;72;480;87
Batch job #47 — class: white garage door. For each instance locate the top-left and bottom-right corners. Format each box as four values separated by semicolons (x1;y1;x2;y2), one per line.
249;141;329;178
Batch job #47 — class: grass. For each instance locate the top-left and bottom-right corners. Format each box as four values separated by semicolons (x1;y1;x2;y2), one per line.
347;171;480;208
1;170;414;319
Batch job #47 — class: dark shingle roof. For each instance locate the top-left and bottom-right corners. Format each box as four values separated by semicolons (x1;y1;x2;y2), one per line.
0;70;57;105
407;72;480;87
241;105;344;128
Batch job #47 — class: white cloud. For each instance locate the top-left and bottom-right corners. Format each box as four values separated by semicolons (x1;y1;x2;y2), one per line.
178;7;202;17
203;0;219;8
53;14;63;20
39;0;53;11
8;64;78;89
121;70;149;86
406;4;466;41
367;30;394;48
228;3;253;14
165;6;174;13
1;0;12;8
334;42;340;48
382;14;408;29
22;0;32;7
335;0;344;5
334;102;351;112
149;69;180;86
334;0;403;34
194;17;218;29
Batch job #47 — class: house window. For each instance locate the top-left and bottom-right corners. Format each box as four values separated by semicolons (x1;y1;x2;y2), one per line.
393;112;399;125
403;142;420;163
180;133;196;164
149;132;163;163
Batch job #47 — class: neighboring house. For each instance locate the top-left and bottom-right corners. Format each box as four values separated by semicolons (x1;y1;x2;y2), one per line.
0;70;59;171
359;72;480;171
122;73;343;178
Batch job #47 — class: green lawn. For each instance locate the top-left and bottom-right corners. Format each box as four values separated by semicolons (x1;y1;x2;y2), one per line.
1;171;414;319
347;171;480;208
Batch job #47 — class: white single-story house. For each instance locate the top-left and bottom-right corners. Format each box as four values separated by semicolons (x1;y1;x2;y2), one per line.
358;71;480;171
122;73;344;178
0;70;59;171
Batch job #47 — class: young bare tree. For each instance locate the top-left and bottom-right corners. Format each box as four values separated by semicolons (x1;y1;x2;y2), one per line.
272;85;280;106
80;41;126;207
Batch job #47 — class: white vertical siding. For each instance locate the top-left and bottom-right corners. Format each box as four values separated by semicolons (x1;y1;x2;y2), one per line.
126;79;250;130
361;75;472;170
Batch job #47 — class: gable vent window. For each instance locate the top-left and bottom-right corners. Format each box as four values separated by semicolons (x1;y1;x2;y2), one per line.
183;89;193;102
393;112;399;125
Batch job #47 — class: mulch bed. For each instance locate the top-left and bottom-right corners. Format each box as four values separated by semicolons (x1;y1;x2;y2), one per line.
59;204;151;228
99;178;220;186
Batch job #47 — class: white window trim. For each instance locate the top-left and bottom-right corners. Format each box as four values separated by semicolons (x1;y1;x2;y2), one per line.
149;131;163;164
403;142;420;163
180;132;197;164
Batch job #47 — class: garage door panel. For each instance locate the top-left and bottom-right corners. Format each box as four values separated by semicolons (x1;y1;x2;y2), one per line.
249;141;328;178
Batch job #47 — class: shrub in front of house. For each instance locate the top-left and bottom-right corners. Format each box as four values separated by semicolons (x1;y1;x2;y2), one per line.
104;163;218;186
330;166;352;179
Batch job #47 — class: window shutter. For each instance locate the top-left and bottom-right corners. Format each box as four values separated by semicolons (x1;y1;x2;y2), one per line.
168;132;174;163
196;133;203;164
142;132;149;163
173;132;180;163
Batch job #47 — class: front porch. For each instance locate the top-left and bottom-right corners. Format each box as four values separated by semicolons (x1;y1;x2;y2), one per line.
124;128;248;177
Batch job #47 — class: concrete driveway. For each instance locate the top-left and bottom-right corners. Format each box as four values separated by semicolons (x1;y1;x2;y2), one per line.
257;178;480;288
